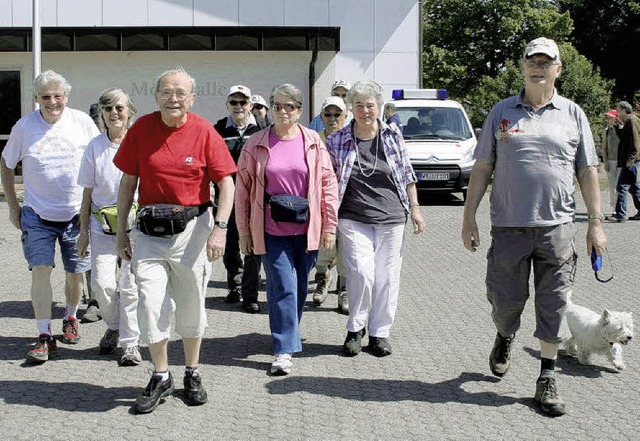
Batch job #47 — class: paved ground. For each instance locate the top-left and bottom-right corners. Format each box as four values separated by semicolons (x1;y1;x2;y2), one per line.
0;188;638;440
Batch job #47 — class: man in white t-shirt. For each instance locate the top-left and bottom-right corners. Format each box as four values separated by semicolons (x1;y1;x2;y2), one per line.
0;70;100;363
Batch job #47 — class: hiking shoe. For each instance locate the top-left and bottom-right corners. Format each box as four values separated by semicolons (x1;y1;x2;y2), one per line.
81;303;102;323
243;301;261;314
62;318;81;344
313;273;332;305
534;376;566;416
337;290;349;315
133;372;174;414
26;334;58;363
270;353;293;375
368;336;393;357
489;332;514;377
120;346;142;366
99;329;119;354
183;371;208;406
225;290;242;303
343;329;366;356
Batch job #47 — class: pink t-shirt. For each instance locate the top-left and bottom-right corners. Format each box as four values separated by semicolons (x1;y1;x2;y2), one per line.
265;130;308;236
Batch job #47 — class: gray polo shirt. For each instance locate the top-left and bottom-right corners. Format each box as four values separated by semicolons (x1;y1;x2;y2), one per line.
475;89;597;227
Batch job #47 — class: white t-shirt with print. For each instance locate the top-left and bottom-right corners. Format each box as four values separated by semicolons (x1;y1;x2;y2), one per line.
3;108;100;221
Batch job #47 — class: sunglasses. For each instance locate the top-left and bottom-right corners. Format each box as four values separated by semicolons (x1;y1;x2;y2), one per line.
271;102;300;112
323;112;343;119
332;93;347;98
102;105;126;113
228;100;248;107
253;105;265;110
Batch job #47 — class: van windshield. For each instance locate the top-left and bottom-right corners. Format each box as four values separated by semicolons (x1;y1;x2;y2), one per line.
395;107;472;140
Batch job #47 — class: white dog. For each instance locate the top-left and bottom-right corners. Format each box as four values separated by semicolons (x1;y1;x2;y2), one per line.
564;300;633;371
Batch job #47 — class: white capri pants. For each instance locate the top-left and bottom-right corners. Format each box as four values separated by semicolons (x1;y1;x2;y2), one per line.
338;218;405;338
132;210;213;344
89;218;140;349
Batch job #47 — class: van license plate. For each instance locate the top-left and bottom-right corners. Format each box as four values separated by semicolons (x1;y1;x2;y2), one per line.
419;172;450;181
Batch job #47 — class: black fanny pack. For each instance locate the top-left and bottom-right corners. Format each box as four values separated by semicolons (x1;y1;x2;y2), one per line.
138;201;212;237
39;213;79;228
266;193;309;224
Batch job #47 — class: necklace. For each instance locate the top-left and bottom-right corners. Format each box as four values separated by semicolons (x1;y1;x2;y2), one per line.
354;130;379;178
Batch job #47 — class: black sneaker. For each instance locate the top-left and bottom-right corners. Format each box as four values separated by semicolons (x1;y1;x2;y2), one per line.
183;371;208;406
489;332;514;377
534;376;566;416
243;301;261;314
225;290;242;303
629;213;640;221
342;329;366;356
99;329;119;354
133;372;174;414
368;336;393;357
605;214;626;223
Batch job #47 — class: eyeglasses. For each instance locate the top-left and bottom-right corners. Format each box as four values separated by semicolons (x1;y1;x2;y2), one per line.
332;93;348;98
39;94;64;102
323;112;343;119
524;60;558;70
228;100;248;107
271;102;300;112
102;105;126;113
157;89;190;100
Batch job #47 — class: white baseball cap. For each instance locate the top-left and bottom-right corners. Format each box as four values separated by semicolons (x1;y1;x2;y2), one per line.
524;37;560;61
321;96;347;113
228;85;251;99
250;94;268;107
331;80;352;92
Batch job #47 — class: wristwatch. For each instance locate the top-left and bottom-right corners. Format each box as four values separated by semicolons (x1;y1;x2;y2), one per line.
214;220;228;229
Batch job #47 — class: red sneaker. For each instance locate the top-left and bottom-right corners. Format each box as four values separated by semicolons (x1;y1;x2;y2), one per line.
62;318;81;344
27;334;58;363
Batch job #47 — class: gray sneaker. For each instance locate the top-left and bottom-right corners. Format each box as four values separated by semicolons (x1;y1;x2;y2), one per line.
534;376;566;416
120;346;142;366
81;304;102;323
99;329;119;354
337;290;349;315
313;273;332;305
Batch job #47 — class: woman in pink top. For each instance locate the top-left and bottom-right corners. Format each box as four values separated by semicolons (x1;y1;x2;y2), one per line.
235;83;339;376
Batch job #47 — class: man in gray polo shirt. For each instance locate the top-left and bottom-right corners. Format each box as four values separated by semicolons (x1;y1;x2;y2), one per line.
461;37;606;417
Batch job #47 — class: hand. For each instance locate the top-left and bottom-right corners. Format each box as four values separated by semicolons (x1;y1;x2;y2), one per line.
410;207;425;234
239;234;254;255
8;205;22;230
117;233;133;262
586;222;607;256
461;219;480;252
320;232;336;250
77;231;90;258
207;227;226;261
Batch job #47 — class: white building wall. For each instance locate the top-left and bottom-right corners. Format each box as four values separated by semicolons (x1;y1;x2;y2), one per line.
3;0;420;118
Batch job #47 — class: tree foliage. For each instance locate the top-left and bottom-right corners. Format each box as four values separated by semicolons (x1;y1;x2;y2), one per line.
423;0;614;134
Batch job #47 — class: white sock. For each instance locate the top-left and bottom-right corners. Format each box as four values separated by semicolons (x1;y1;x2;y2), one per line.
37;319;52;336
153;371;170;381
64;304;79;320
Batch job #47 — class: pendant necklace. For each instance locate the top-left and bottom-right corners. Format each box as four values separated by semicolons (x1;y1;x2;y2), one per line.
355;130;379;178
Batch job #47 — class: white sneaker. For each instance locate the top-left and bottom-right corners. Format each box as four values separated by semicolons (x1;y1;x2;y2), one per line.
270;353;293;375
120;345;142;366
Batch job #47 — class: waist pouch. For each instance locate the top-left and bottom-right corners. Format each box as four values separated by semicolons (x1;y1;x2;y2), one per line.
138;201;212;237
92;203;138;235
39;213;79;228
266;193;309;224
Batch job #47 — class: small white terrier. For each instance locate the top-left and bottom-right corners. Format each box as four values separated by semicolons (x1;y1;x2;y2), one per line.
564;300;633;371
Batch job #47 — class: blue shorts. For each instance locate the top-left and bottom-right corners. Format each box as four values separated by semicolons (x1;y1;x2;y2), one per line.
20;206;91;273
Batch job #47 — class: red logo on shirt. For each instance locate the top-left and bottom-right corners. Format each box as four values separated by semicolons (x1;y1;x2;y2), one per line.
497;119;523;143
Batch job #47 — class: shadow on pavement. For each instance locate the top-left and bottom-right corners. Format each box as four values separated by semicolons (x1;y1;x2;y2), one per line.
0;301;66;320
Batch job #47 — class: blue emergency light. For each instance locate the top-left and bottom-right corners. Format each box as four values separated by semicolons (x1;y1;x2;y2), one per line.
392;89;449;100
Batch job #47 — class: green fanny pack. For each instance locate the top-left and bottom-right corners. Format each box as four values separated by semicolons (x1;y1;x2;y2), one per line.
92;203;138;235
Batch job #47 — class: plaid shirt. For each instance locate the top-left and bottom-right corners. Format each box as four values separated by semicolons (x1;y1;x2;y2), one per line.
326;119;417;212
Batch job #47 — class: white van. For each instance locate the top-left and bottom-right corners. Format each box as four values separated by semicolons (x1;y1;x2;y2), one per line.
387;89;476;201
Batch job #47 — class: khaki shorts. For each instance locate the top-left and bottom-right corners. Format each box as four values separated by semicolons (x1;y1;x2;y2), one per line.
132;210;213;344
486;223;577;343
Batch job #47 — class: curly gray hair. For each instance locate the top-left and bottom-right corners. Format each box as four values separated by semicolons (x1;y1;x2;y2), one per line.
347;80;384;108
33;70;72;96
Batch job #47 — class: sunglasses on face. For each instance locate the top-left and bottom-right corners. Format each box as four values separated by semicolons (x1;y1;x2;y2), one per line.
323;112;343;119
228;100;248;107
253;105;265;110
102;105;126;113
332;93;347;98
524;59;557;70
271;102;300;112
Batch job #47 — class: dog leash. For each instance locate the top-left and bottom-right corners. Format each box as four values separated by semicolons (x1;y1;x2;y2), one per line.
591;247;613;283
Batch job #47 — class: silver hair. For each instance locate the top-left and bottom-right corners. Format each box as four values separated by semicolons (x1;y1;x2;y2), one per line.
270;83;304;106
347;80;384;108
618;101;633;114
98;88;137;129
33;70;72;96
154;66;196;93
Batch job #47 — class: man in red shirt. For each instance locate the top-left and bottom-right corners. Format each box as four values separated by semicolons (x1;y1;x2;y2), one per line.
114;67;236;414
